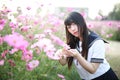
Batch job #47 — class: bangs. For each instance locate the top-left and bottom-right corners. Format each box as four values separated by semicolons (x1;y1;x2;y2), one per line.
64;17;74;26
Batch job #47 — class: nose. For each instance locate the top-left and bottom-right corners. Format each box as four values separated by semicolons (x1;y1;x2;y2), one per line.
70;25;75;31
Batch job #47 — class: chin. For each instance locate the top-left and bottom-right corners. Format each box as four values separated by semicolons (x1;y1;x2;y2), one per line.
75;35;78;37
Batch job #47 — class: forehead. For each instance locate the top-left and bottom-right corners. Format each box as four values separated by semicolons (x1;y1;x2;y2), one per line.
65;18;74;25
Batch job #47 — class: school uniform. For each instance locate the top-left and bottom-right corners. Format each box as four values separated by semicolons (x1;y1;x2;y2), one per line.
73;31;119;80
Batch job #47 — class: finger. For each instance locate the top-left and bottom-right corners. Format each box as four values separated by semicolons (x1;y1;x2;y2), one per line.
62;48;74;57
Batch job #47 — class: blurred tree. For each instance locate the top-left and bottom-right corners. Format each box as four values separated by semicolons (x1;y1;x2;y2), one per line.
108;3;120;20
98;10;108;20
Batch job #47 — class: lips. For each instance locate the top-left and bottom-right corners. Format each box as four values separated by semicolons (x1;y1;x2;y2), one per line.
73;32;78;35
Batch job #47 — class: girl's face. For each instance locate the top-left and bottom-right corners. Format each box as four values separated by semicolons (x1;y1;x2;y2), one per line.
67;23;79;37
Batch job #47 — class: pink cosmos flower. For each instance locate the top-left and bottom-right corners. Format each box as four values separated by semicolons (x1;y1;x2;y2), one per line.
48;15;62;27
44;29;52;35
59;13;65;18
40;22;45;28
107;22;112;27
87;23;94;28
50;34;70;50
106;34;113;38
34;34;45;39
26;60;39;71
67;8;73;12
31;38;59;60
81;12;87;18
40;4;44;7
4;32;29;50
50;34;64;45
117;23;120;28
0;36;3;45
46;52;60;60
34;20;39;25
26;7;31;10
20;26;32;32
35;46;41;55
8;59;16;67
0;19;6;30
95;15;102;20
50;34;70;49
9;22;18;29
57;74;65;79
45;45;59;60
0;60;4;66
101;30;106;35
1;50;9;58
22;50;33;62
9;48;19;54
31;38;53;50
27;34;34;40
1;7;11;14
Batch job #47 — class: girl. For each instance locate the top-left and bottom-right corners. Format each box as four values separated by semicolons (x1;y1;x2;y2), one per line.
55;12;119;80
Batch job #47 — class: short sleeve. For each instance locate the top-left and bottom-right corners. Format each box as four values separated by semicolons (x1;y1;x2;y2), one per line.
90;40;105;63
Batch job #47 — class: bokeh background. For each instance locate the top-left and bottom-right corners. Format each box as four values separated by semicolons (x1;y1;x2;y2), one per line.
0;0;120;80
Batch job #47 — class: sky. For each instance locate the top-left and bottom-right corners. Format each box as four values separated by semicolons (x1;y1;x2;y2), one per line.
48;0;120;18
0;0;120;19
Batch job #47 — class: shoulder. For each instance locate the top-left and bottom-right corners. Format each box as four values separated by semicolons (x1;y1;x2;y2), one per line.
90;39;105;50
91;40;105;48
93;39;104;45
88;40;105;60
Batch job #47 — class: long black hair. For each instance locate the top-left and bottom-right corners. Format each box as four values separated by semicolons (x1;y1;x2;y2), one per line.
64;12;89;69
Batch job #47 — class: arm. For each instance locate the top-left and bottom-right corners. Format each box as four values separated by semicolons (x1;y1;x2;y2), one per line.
64;40;105;74
75;53;100;74
63;49;100;74
55;48;99;72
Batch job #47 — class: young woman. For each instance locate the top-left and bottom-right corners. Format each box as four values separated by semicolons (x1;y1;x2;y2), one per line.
55;12;119;80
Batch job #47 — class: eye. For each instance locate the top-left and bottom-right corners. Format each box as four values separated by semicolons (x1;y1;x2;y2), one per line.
67;25;71;29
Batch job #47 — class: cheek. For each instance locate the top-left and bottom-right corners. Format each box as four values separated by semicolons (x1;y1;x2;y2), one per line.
68;29;73;34
75;26;78;31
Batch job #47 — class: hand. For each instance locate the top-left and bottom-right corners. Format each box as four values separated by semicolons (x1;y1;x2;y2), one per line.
54;49;67;60
55;49;67;65
63;48;80;58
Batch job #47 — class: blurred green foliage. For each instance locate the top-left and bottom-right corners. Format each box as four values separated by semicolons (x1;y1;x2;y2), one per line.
108;3;120;20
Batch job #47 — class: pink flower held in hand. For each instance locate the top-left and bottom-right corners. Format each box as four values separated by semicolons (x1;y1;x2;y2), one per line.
63;44;70;50
46;52;60;60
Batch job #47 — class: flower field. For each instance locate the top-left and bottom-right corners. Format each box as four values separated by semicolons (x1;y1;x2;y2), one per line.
0;2;120;80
